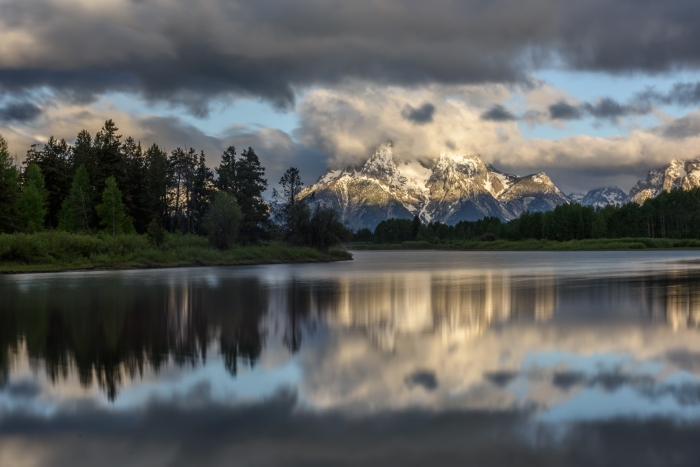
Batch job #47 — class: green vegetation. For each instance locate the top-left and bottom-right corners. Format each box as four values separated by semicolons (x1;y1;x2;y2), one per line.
0;121;353;273
0;231;352;274
355;188;700;250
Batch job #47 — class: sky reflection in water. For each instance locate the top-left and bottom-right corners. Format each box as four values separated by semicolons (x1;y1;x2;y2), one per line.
3;251;700;466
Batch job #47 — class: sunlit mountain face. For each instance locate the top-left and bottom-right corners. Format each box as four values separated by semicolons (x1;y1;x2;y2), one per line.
4;252;700;464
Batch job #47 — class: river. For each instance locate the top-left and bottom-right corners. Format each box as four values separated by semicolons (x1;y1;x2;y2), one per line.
3;250;700;465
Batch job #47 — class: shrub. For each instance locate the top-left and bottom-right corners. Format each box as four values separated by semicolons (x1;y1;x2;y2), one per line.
203;192;243;250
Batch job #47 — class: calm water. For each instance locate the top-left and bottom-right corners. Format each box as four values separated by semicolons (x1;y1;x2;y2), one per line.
4;251;700;465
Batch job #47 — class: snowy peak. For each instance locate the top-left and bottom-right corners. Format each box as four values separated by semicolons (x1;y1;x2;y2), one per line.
303;142;569;229
628;158;700;204
485;164;519;198
568;192;585;203
579;187;627;208
500;172;562;200
361;142;400;182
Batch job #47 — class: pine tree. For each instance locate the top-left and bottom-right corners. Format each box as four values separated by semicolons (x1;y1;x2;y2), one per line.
190;150;213;235
25;136;73;228
236;147;269;242
216;146;237;194
93;120;124;194
58;165;93;233
121;137;149;232
96;176;132;236
273;167;308;241
144;144;169;229
0;134;19;233
17;163;48;232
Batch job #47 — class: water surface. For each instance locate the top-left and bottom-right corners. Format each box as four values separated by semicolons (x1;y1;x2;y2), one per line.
3;251;700;465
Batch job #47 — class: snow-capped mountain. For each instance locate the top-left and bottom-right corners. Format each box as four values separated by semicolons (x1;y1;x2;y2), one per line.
627;158;700;204
568;192;585;204
301;142;570;230
569;187;627;208
498;172;570;217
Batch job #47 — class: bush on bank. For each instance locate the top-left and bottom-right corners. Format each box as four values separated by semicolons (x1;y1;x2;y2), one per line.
0;231;351;272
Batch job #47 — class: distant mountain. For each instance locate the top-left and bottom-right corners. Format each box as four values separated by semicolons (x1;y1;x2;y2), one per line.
498;172;570;217
301;142;570;230
627;158;700;204
568;192;585;204
568;187;627;208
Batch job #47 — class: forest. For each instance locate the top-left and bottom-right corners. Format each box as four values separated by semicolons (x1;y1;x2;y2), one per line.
0;120;351;270
358;187;700;246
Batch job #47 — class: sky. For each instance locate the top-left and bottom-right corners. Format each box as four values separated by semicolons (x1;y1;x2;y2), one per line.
2;0;700;194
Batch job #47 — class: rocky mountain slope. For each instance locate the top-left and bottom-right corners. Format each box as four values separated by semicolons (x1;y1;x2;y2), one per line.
568;187;627;208
627;158;700;204
301;143;570;230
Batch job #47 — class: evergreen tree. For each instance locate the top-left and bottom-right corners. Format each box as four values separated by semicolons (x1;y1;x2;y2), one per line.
121;137;149;232
215;146;237;194
189;150;213;235
0;135;19;233
144;144;169;229
273;167;309;242
236;147;269;242
96;176;132;236
58;165;93;233
93;120;124;194
167;147;196;233
25;136;73;228
73;130;95;178
17;163;48;233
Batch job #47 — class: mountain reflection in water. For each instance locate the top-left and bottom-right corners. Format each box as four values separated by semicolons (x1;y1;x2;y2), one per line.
4;251;700;466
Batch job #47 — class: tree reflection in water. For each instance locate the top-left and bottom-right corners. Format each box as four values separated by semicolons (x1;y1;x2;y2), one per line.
3;267;700;399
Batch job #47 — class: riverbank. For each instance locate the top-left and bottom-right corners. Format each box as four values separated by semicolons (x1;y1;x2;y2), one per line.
346;238;700;251
0;232;352;274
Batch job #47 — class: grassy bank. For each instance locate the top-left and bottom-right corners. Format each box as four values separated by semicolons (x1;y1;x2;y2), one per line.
0;232;352;274
346;238;700;251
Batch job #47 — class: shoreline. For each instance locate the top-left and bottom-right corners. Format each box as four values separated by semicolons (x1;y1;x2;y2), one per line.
0;254;351;275
344;238;700;251
0;252;352;275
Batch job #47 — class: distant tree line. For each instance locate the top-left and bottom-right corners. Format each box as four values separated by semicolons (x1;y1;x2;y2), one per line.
0;120;350;250
358;188;700;244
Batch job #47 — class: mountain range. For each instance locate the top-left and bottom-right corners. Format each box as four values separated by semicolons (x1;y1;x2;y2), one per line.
301;143;700;230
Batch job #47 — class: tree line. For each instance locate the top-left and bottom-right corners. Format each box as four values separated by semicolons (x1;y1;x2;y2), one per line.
359;187;700;243
0;120;350;250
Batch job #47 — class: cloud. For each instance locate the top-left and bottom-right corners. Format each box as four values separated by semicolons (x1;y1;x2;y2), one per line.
2;1;700;111
548;101;583;120
294;85;700;192
481;104;516;122
401;103;435;124
582;98;651;122
0;101;42;123
659;114;700;140
637;82;700;106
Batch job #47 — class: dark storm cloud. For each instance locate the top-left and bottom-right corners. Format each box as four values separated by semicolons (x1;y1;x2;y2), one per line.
0;101;42;123
5;391;700;466
545;98;651;122
548;101;583;120
637;82;700;107
481;105;516;122
582;98;651;121
401;103;435;124
4;0;700;112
